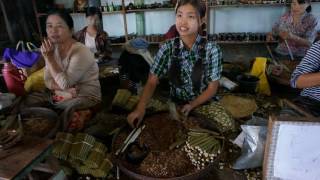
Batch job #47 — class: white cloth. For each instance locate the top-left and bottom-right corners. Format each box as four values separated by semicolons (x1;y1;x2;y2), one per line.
85;32;97;54
123;42;154;66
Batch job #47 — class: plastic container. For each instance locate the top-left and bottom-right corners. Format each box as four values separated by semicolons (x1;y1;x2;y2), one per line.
2;62;26;96
236;74;259;94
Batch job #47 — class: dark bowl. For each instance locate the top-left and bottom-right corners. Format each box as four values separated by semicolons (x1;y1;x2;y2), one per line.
237;74;259;83
236;74;259;94
125;142;149;164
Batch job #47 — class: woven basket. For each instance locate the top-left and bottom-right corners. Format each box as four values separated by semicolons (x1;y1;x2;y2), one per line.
220;95;257;119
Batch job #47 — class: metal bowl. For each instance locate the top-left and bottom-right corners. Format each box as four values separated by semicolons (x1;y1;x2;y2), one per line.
20;107;59;138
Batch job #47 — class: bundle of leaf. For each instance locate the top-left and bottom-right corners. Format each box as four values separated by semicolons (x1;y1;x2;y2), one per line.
84;114;127;144
84;142;107;168
112;89;169;112
193;102;235;133
92;158;113;178
53;132;113;178
68;157;82;169
184;128;223;170
77;158;113;178
124;95;140;111
146;98;169;113
52;132;74;160
69;133;95;161
220;95;257;119
112;89;132;107
76;165;92;175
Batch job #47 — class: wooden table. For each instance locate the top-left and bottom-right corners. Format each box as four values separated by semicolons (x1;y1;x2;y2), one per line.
0;136;53;180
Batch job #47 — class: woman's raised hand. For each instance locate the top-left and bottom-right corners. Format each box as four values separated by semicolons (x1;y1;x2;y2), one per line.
41;38;54;58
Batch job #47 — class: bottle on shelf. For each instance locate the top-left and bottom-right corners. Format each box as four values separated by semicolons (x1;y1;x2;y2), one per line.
105;2;109;12
109;2;114;12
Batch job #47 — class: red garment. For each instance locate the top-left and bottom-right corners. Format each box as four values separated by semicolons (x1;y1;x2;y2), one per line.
164;25;179;40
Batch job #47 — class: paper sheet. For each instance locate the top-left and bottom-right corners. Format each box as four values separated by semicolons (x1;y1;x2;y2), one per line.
273;124;320;180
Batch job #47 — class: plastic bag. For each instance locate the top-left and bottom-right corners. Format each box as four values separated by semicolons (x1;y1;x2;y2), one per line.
3;41;41;68
24;68;45;92
250;57;271;96
232;116;267;169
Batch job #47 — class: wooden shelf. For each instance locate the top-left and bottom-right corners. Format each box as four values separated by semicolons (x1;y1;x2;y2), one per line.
110;42;162;46
216;40;277;44
209;1;320;8
126;8;174;13
102;11;123;14
149;42;162;45
111;43;125;46
71;11;124;16
70;12;85;15
209;2;290;8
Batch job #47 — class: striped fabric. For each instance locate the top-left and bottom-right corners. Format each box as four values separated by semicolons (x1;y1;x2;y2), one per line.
290;41;320;101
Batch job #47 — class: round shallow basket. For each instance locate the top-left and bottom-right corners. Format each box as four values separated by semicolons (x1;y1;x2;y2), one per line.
220;94;258;119
20;107;59;138
112;112;224;180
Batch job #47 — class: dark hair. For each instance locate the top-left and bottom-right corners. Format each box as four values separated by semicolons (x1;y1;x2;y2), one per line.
175;0;206;18
86;7;102;18
47;9;74;29
297;0;312;12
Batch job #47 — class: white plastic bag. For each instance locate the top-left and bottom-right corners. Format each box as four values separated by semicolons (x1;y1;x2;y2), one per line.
232;117;267;170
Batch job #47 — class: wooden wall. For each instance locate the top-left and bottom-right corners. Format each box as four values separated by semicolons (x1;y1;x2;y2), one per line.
0;0;39;50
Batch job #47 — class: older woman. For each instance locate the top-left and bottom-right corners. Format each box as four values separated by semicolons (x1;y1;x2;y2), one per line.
267;0;318;59
22;10;101;131
75;7;112;63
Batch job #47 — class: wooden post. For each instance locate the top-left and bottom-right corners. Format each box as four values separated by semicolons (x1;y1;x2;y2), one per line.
0;0;15;43
31;0;43;39
205;0;209;39
121;0;128;42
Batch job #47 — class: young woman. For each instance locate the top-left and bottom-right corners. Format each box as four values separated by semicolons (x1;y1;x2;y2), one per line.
290;41;320;116
127;0;222;127
267;0;318;59
75;7;112;63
